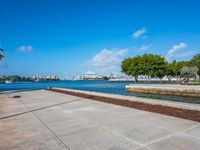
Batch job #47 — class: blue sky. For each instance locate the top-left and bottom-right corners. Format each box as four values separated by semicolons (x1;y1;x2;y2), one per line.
0;0;200;77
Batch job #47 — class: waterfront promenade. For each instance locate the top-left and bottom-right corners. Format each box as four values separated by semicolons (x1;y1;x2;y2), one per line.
1;90;200;150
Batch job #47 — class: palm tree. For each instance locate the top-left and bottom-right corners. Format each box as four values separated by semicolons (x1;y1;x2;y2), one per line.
0;48;4;60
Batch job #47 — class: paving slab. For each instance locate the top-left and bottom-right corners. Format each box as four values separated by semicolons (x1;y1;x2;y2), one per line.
15;90;80;110
148;134;200;150
1;90;200;150
59;100;173;145
0;94;29;119
59;98;199;132
0;113;67;150
34;102;141;150
0;90;80;119
183;125;200;139
135;147;151;150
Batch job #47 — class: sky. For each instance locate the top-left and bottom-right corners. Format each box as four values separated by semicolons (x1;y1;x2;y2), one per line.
0;0;200;77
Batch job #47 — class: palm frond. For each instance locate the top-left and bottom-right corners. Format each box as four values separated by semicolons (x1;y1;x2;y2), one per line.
0;54;4;60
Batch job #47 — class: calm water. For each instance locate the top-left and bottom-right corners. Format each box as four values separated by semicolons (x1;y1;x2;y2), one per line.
0;80;199;104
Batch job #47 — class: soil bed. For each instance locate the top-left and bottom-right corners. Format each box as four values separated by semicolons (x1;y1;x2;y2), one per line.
48;88;200;122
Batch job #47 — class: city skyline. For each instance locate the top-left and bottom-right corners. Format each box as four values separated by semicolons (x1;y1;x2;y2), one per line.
0;0;200;77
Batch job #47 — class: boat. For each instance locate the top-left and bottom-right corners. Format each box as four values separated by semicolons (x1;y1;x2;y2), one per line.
5;80;13;83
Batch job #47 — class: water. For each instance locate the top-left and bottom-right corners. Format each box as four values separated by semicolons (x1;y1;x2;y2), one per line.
0;80;199;104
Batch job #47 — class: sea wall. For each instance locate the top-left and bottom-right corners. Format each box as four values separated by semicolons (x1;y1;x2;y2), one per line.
49;87;200;122
126;84;200;97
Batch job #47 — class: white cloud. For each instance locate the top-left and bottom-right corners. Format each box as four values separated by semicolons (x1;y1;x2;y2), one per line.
133;27;147;39
115;48;129;56
138;44;151;51
176;51;198;58
17;45;32;52
86;48;128;71
166;42;187;60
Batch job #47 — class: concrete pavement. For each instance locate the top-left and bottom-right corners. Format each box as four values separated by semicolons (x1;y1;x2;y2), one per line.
0;90;200;150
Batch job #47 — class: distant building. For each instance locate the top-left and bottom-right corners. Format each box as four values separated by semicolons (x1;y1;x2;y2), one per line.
31;75;45;81
46;75;59;81
83;71;105;80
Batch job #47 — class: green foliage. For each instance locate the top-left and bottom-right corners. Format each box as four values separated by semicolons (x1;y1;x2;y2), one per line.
141;54;167;78
121;53;195;82
165;60;176;78
174;61;189;76
165;60;190;78
121;54;167;81
121;58;133;76
190;53;200;75
180;66;199;83
121;56;143;81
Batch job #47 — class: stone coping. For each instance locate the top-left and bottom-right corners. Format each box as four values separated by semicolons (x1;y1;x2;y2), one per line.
126;84;200;97
126;84;200;89
49;88;200;122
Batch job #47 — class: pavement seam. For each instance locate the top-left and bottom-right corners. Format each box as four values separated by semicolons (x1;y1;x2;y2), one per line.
142;132;178;147
32;111;71;150
53;99;199;134
180;123;200;133
59;99;200;149
0;98;82;120
20;99;71;150
179;124;200;140
141;123;200;147
134;146;154;150
101;126;145;149
67;110;145;149
181;133;200;141
132;116;200;134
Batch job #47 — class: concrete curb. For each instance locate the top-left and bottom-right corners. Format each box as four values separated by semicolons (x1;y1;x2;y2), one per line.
126;84;200;97
48;87;200;122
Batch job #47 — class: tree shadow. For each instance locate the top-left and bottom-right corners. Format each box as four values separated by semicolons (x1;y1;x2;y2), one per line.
12;95;21;98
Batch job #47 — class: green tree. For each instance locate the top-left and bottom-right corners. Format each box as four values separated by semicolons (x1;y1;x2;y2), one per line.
165;60;176;81
141;54;167;79
190;53;200;75
121;54;167;81
121;56;143;82
174;61;189;76
180;66;199;84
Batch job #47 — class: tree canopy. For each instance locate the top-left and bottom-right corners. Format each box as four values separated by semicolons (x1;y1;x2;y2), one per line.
190;53;200;74
121;54;167;81
180;66;199;83
141;54;167;78
121;56;143;81
121;53;200;82
174;61;189;76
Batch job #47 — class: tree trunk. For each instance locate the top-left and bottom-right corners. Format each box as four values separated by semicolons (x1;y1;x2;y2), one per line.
167;76;172;82
148;76;151;83
134;76;138;82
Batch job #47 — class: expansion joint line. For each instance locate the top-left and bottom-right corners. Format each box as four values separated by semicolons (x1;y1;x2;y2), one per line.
20;99;72;150
0;99;81;120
